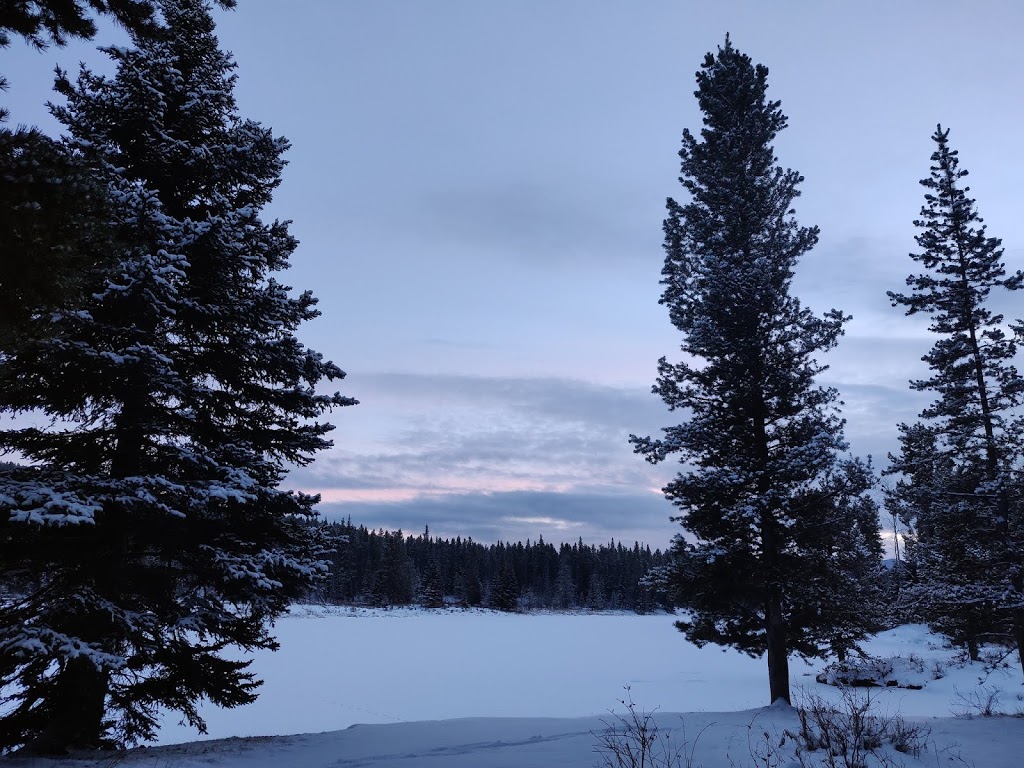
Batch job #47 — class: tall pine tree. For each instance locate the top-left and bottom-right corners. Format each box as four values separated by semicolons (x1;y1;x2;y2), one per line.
0;0;354;753
885;125;1024;667
631;37;882;704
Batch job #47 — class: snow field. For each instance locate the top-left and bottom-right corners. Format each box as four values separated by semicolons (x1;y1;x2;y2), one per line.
157;608;772;744
14;609;1024;767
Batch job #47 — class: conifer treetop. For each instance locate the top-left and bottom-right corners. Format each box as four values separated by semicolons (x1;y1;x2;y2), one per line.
887;124;1024;463
890;124;1022;326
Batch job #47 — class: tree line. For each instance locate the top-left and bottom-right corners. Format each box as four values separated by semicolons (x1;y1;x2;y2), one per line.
315;521;673;613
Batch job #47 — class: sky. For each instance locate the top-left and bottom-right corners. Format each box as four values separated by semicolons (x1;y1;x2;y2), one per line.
3;1;1024;550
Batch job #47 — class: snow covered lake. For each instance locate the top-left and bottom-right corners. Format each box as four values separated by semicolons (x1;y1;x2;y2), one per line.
17;607;1024;766
158;607;773;744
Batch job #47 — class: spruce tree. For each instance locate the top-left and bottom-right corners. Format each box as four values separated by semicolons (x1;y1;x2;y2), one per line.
585;573;606;611
419;560;445;609
552;558;576;610
457;565;483;607
0;2;156;350
630;37;882;704
488;560;519;612
885;125;1024;667
0;0;353;752
368;531;415;607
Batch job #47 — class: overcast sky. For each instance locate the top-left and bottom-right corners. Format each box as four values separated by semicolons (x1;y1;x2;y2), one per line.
4;1;1023;549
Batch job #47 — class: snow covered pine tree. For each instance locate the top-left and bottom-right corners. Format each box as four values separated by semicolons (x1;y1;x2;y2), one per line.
630;37;883;704
0;0;354;753
488;560;520;612
885;125;1024;669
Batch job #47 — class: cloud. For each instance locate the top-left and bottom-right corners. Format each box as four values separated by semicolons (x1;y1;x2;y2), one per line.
289;373;680;543
295;372;674;495
414;179;657;270
832;381;930;466
349;372;669;431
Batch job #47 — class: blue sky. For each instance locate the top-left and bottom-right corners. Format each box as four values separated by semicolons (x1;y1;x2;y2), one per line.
4;1;1023;548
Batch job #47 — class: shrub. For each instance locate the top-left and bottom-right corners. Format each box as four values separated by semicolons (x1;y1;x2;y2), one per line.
951;684;1003;717
794;687;930;768
592;687;707;768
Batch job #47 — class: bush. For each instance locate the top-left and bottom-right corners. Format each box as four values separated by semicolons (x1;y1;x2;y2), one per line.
951;684;1003;717
793;687;930;768
592;687;707;768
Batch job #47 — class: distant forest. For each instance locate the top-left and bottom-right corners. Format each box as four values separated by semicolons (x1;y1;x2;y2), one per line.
315;520;675;613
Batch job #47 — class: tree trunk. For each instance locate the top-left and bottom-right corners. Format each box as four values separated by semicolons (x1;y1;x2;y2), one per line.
751;393;791;704
766;594;791;704
966;636;980;662
1014;611;1024;679
28;656;108;754
1010;548;1024;677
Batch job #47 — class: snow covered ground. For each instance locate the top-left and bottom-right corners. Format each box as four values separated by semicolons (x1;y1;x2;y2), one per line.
9;607;1024;767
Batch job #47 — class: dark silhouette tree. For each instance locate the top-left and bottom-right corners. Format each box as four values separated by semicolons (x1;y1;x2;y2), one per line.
885;125;1024;668
368;531;416;606
457;566;484;607
630;36;882;704
488;560;520;612
552;558;576;610
419;560;445;609
0;0;353;752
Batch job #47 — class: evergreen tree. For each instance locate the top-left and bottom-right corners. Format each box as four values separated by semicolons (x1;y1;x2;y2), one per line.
419;560;445;609
630;37;882;704
488;560;519;612
368;531;415;606
885;125;1024;667
456;566;484;607
552;558;576;610
305;522;669;611
316;522;351;604
637;563;675;613
1;0;173;119
0;0;353;753
585;572;606;611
